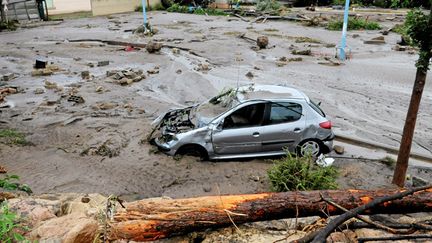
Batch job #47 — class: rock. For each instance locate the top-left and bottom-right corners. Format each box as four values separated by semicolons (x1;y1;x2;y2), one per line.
8;198;60;227
172;48;180;54
195;62;210;72
124;70;137;79
2;73;15;81
29;213;98;242
245;71;254;79
327;232;351;242
292;49;312;56
34;88;45;94
0;165;7;173
81;71;90;79
63;194;106;215
176;69;182;74
364;36;386;45
81;197;90;203
355;228;390;239
32;69;53;76
393;45;406;51
147;69;160;75
352;34;360;38
97;60;110;67
44;80;58;89
133;76;145;82
95;86;103;93
146;41;163;53
250;175;260;182
289;57;303;62
256;36;269;49
106;70;119;77
333;145;345;154
113;71;125;80
412;176;428;187
203;185;211;192
380;29;390;35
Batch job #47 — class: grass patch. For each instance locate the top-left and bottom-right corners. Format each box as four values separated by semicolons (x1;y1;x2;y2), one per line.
135;3;166;11
166;4;226;16
49;11;92;20
380;156;396;168
0;129;27;145
327;18;381;31
0;21;18;31
268;153;338;192
256;0;281;12
295;36;322;44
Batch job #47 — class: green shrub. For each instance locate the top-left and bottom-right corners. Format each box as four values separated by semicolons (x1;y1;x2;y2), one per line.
0;21;18;32
0;201;28;242
135;3;165;11
256;0;281;12
0;129;27;145
0;175;32;194
193;7;226;16
327;18;381;31
267;153;338;192
167;3;190;13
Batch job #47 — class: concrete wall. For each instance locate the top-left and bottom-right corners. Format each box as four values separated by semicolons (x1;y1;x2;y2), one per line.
49;0;92;15
91;0;161;16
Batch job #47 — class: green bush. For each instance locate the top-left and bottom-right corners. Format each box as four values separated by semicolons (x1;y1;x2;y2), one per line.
0;175;32;194
0;201;27;242
167;3;190;13
256;0;281;12
267;153;338;192
0;129;27;146
135;3;165;11
327;17;381;31
193;7;226;16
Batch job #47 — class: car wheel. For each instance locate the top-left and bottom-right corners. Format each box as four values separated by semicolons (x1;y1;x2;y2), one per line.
176;144;209;161
297;140;322;157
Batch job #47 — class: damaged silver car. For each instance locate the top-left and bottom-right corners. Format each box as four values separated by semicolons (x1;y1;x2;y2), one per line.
149;85;334;160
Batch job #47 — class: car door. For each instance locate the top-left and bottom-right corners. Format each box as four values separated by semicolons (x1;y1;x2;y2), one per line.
261;101;306;153
212;102;266;155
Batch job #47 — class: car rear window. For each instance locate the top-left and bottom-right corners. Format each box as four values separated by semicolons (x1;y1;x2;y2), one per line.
309;100;326;117
268;102;302;125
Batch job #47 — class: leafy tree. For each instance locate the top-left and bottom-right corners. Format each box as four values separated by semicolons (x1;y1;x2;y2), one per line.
393;7;432;187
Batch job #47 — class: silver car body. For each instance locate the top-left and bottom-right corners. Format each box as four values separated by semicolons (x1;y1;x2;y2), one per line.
150;85;334;160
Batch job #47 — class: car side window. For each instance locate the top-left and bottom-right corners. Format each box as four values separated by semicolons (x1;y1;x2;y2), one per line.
268;102;302;125
223;103;266;129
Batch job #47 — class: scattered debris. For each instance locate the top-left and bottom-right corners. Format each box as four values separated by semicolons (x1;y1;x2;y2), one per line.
31;65;61;77
35;59;47;69
257;36;269;49
245;71;254;79
364;36;386;45
97;61;110;67
95;86;104;93
44;80;58;90
81;71;90;79
195;62;210;72
295;37;321;44
352;34;360;38
318;57;342;66
67;95;85;104
107;68;146;85
176;69;182;74
93;102;116;110
333;145;345;154
276;57;304;67
172;48;180;54
34;88;45;94
393;45;407;51
2;73;15;81
0;165;7;173
146;41;163;53
292;49;312;56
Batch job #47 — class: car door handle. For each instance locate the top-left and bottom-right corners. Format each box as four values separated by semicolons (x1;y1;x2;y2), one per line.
252;132;260;137
294;128;302;132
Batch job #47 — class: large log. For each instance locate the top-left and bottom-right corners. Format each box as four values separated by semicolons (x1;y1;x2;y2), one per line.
108;188;432;241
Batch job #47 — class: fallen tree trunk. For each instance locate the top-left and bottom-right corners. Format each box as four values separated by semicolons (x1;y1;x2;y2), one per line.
108;188;432;241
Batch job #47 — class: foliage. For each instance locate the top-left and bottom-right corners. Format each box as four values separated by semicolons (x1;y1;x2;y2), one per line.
0;201;27;242
404;9;432;70
267;153;338;192
0;175;32;194
380;156;396;168
294;0;430;8
135;3;166;11
0;21;18;31
193;7;226;16
295;36;322;43
167;3;190;13
256;0;281;12
0;129;27;145
327;17;381;30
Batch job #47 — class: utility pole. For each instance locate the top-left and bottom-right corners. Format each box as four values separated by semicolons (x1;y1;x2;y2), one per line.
392;6;432;187
339;0;350;61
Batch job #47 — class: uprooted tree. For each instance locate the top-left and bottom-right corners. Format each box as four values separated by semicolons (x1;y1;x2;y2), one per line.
392;6;432;187
106;187;432;241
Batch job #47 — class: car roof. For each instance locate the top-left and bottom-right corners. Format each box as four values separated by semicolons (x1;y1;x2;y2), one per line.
236;85;309;102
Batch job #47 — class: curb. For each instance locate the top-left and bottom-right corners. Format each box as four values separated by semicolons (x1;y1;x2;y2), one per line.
334;133;432;164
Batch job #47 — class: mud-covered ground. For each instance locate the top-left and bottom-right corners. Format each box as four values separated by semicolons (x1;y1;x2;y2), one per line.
0;9;431;197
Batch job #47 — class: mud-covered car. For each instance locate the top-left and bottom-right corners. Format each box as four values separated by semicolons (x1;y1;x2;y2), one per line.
149;85;334;160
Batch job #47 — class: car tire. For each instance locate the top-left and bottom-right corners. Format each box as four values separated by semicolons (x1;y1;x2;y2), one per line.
297;139;323;157
176;144;209;161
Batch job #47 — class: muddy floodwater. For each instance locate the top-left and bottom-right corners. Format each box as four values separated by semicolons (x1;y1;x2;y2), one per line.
0;10;431;198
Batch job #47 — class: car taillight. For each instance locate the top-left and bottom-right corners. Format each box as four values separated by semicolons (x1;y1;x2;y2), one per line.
319;121;332;129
